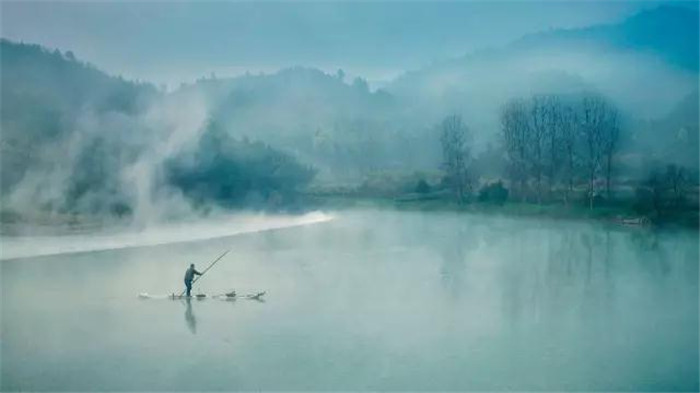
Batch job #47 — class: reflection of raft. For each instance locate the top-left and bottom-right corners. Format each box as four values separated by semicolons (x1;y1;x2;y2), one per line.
138;291;266;301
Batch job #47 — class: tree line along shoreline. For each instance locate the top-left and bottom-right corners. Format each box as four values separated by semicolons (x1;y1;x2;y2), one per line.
306;91;699;230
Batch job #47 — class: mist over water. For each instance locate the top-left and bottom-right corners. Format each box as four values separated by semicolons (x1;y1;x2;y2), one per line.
0;211;333;260
2;210;697;391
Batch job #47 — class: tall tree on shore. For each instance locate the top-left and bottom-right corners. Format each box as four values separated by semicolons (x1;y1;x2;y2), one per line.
559;101;578;205
580;94;617;209
439;115;472;203
600;102;620;199
502;99;530;201
542;95;563;200
528;95;550;204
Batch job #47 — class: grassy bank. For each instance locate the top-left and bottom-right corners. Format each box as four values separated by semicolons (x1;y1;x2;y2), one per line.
306;193;699;229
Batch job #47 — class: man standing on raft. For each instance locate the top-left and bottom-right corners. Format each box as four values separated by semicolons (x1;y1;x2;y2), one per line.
184;264;202;297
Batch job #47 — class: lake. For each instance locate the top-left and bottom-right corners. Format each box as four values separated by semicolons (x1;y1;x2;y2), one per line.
1;209;698;391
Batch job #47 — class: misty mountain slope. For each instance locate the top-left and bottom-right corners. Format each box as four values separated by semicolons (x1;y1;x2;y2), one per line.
162;6;698;179
513;5;699;71
0;40;160;198
0;39;158;140
176;67;439;179
633;88;700;168
0;41;316;220
387;5;699;140
205;67;395;140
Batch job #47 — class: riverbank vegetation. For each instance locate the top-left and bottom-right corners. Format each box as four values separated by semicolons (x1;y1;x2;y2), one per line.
302;90;698;228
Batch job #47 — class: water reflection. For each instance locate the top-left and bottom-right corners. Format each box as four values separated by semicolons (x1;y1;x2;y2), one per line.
428;218;692;330
437;226;469;300
630;230;672;277
1;210;697;391
184;298;197;334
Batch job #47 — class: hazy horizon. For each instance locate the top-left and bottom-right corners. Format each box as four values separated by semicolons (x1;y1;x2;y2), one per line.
2;1;697;88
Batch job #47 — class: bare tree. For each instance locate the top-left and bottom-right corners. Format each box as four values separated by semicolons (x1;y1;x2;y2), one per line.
440;115;472;203
528;95;550;204
579;94;609;209
502;93;620;208
665;164;689;206
542;95;563;200
559;101;578;205
600;103;620;199
501;99;529;201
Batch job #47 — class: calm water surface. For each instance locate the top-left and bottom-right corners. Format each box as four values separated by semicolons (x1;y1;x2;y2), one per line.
2;209;698;391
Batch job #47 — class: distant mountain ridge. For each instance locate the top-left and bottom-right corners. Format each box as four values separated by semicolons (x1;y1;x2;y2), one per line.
512;5;699;71
387;5;698;133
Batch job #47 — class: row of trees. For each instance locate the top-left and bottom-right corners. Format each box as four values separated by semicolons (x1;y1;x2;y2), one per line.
501;94;620;208
438;93;622;208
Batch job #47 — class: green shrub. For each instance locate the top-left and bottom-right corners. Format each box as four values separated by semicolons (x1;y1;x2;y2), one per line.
478;181;509;205
415;179;431;194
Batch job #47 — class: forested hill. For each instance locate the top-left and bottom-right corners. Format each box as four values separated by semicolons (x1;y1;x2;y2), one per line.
1;39;158;111
176;67;420;179
1;40;159;200
1;39;158;143
0;40;315;221
180;66;397;153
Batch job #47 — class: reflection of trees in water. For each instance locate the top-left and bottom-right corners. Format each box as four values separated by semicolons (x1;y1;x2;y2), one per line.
499;223;698;333
184;298;197;335
500;223;621;329
500;227;528;326
680;234;700;285
629;230;671;277
438;230;467;299
572;228;616;320
436;219;481;299
410;214;485;299
628;229;699;304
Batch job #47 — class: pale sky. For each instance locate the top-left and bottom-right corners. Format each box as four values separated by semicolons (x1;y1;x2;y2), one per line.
1;1;695;87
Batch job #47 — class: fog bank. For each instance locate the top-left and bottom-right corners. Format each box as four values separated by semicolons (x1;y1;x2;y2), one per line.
0;211;333;261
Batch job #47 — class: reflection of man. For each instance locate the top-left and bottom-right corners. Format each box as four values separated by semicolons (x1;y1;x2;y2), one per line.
183;264;202;297
185;297;196;334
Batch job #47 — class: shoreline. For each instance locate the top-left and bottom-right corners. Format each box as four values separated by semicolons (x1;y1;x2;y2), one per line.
1;195;697;238
306;194;700;230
